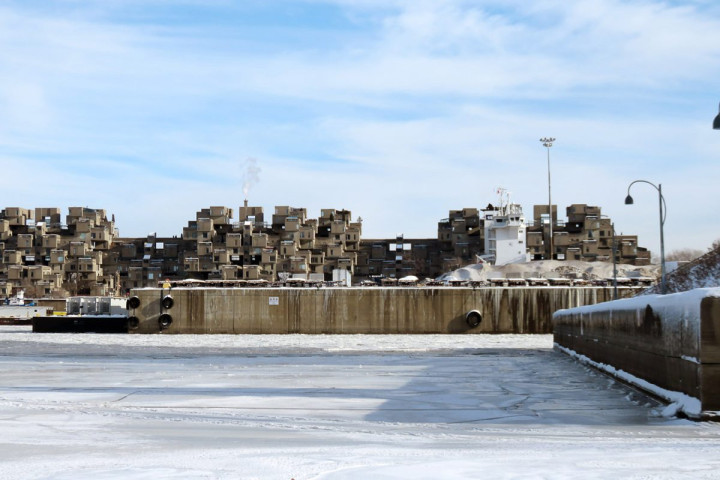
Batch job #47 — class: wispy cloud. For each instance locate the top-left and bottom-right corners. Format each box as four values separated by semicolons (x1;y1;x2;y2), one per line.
0;0;719;253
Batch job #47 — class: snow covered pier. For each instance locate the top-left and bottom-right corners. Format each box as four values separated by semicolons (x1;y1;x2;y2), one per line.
127;286;642;335
553;288;720;417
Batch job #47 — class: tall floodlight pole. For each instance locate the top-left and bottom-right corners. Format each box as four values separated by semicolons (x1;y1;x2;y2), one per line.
540;138;555;260
624;180;667;294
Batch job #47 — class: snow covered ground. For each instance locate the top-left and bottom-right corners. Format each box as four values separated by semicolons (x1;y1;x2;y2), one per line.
2;326;720;479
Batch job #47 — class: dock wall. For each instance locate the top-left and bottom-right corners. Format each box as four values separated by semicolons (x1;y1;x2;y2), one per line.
128;286;640;335
553;288;720;415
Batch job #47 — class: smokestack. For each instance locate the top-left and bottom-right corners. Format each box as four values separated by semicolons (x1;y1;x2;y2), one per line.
244;199;248;208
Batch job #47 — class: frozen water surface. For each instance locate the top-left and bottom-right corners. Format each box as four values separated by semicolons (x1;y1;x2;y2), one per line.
1;326;720;479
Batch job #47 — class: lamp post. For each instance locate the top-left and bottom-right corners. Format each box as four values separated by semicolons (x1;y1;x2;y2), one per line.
611;222;618;300
714;102;720;130
624;180;667;294
540;137;555;260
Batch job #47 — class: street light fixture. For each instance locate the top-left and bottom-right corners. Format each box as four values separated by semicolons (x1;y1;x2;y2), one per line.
714;102;720;130
624;180;667;294
540;137;555;260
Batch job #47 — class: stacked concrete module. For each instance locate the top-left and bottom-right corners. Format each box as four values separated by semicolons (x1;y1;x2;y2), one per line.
0;202;653;297
124;205;362;291
526;203;650;264
0;206;118;298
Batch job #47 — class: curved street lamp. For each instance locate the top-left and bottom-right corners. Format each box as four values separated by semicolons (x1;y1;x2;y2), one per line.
624;180;667;294
714;102;720;130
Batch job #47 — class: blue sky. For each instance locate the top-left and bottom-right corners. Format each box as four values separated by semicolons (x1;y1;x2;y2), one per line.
2;0;719;255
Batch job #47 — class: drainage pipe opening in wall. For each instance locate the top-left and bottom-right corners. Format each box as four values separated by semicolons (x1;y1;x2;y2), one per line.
158;314;173;330
466;310;482;328
127;316;139;330
161;295;174;310
126;296;141;310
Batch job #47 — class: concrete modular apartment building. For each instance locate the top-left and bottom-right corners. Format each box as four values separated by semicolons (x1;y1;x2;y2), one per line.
0;203;649;297
527;204;650;264
0;207;118;298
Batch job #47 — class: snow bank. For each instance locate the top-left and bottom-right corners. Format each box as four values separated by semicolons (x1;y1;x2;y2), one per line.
644;247;720;295
439;259;659;283
556;344;702;418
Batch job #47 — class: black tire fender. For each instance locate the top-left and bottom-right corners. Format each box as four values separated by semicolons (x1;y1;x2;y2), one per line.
158;314;173;330
126;296;141;310
127;316;139;330
161;295;174;310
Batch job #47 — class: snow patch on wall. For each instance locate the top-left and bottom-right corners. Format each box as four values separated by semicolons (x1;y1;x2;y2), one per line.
555;287;720;321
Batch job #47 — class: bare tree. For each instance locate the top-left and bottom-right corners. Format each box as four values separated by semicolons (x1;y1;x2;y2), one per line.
666;248;705;262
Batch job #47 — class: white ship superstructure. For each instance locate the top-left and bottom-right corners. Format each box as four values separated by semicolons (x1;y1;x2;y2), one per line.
483;189;530;265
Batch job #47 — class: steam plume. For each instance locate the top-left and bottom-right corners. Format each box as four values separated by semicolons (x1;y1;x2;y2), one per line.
241;157;261;199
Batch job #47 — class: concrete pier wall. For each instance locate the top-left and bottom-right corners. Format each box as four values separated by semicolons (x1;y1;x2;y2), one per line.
553;288;720;414
128;286;640;335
